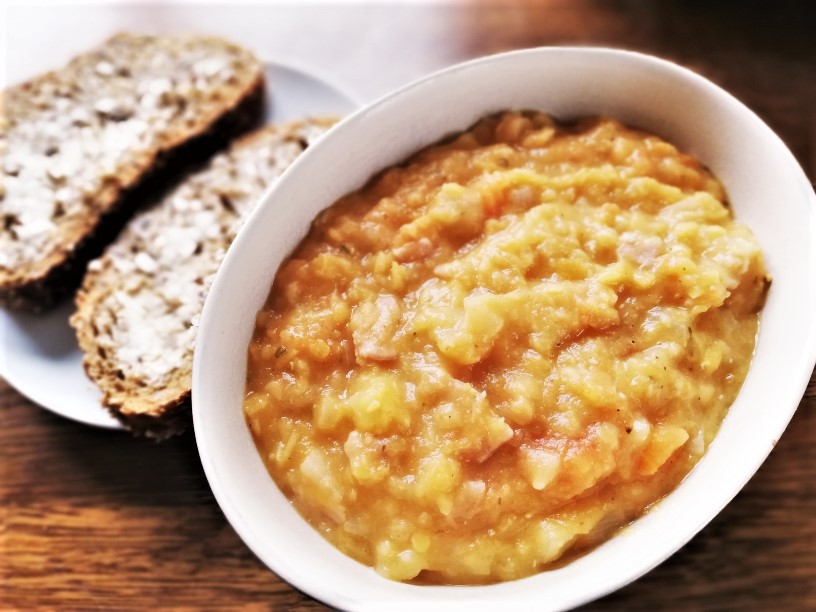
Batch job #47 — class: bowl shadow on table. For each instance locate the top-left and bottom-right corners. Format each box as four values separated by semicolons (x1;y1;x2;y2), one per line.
2;394;212;507
3;389;318;607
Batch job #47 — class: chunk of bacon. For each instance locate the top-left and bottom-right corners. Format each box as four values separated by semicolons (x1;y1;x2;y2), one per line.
350;294;403;361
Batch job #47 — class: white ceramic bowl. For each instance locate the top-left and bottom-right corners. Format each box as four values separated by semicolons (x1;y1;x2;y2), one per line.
193;47;816;611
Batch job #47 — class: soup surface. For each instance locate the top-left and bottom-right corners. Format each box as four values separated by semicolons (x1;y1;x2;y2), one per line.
244;112;768;583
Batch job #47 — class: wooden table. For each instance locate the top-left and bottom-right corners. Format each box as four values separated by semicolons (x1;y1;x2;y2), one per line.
3;2;815;609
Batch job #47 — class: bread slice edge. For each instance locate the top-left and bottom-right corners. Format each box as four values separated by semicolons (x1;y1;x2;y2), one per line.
0;35;266;311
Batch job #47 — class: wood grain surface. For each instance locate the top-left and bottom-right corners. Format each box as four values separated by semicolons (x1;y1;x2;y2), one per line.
2;1;815;610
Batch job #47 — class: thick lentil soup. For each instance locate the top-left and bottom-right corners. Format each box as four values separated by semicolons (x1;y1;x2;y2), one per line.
244;112;768;584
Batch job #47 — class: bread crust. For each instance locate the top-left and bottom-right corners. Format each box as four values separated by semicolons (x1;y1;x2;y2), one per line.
0;33;266;311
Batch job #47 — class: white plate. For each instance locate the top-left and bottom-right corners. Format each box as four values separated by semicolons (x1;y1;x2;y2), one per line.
0;59;361;429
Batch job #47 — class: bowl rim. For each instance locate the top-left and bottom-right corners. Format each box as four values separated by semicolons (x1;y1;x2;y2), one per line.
193;45;816;611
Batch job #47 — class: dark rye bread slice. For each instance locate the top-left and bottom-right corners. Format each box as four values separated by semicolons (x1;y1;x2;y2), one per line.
0;33;265;311
71;118;337;439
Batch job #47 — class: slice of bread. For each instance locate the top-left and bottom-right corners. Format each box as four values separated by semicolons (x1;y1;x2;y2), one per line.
0;33;265;311
71;118;337;439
